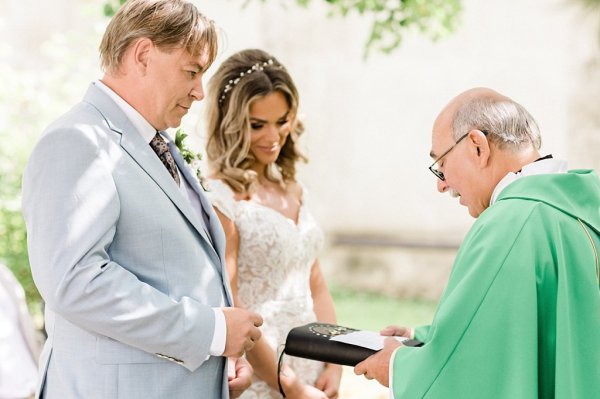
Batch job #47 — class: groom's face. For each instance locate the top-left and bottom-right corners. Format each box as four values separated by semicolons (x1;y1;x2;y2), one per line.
144;45;209;130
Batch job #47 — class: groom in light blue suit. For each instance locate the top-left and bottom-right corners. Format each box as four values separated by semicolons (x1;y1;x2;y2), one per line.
21;1;262;398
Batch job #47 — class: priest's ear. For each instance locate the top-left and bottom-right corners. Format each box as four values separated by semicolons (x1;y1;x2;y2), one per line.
467;129;491;167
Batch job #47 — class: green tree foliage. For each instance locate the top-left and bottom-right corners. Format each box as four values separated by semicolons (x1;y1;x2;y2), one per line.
0;26;101;316
103;0;128;17
254;0;463;56
0;64;38;313
103;0;463;55
577;0;600;10
0;146;37;309
576;0;600;41
0;113;40;316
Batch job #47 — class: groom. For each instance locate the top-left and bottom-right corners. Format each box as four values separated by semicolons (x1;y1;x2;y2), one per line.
21;1;262;398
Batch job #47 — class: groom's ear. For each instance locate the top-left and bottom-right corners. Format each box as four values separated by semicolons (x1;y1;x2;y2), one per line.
131;37;153;76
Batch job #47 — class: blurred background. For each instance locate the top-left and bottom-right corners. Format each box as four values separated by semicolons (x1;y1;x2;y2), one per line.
1;0;599;396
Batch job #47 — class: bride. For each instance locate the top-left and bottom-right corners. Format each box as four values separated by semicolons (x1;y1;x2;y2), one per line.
204;49;341;399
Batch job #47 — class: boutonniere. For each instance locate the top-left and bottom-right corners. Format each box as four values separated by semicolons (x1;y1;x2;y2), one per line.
174;129;209;191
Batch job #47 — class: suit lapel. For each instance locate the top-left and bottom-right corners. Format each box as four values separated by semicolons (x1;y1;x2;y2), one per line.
166;139;226;256
83;84;217;254
123;135;219;249
167;140;232;301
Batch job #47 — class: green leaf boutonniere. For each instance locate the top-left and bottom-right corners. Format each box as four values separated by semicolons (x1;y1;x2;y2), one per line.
174;129;208;191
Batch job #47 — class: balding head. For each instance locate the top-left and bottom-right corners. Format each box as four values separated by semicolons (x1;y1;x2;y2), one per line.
442;87;509;117
435;88;496;131
436;87;541;151
429;87;542;218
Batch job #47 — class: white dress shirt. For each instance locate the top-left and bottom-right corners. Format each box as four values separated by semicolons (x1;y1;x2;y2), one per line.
95;80;226;358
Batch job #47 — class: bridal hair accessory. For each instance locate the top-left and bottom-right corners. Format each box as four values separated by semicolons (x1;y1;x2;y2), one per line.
219;59;281;104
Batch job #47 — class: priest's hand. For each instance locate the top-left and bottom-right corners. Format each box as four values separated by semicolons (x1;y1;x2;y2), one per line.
354;338;403;387
380;325;414;338
228;357;253;398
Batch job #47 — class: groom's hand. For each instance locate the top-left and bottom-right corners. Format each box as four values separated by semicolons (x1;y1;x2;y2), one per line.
222;307;263;357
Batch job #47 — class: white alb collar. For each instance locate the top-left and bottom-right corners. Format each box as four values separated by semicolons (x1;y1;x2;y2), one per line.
490;157;568;206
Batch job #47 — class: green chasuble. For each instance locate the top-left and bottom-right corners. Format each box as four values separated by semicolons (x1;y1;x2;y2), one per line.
392;170;600;398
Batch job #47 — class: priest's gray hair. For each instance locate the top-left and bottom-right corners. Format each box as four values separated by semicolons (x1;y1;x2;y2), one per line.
452;97;542;151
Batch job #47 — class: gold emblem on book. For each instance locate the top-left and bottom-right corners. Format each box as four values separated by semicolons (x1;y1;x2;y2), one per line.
309;323;357;337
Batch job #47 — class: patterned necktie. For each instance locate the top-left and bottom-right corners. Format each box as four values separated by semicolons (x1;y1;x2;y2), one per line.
149;132;180;186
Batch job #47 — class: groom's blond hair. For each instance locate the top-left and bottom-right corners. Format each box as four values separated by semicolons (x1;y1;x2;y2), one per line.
99;0;217;74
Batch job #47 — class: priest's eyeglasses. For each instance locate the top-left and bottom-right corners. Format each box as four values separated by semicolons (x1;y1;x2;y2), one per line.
428;130;488;181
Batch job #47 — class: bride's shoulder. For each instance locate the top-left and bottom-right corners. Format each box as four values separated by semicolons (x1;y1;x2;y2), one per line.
287;180;304;198
288;180;314;204
206;178;233;197
205;178;241;219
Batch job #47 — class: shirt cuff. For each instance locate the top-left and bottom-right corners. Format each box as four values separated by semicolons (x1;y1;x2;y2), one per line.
209;308;226;357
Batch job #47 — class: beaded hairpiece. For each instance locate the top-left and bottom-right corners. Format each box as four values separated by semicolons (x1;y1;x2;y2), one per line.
218;59;281;104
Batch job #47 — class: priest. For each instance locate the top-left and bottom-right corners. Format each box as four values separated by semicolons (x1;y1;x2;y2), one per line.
355;87;600;398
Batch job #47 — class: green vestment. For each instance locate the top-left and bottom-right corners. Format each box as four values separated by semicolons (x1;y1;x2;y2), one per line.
392;170;600;398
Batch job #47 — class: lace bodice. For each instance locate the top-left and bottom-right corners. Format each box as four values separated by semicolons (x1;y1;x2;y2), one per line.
206;179;325;398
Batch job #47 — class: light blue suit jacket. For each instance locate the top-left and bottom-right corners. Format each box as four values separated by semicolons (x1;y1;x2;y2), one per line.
22;83;233;398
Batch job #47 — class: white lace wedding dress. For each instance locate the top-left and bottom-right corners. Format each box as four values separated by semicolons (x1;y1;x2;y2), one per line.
207;179;326;399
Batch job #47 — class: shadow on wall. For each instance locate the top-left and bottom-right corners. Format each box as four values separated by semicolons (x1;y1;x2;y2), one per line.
321;233;459;301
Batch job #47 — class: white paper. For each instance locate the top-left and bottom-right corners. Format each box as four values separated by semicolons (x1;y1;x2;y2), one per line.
329;330;408;351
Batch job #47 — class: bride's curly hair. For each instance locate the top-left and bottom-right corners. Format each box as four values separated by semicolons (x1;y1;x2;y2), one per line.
205;49;306;195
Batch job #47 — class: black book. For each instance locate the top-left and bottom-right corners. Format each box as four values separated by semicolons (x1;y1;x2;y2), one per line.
283;322;423;367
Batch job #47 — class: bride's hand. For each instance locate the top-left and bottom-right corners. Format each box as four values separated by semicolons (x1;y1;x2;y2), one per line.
314;363;342;399
279;365;327;399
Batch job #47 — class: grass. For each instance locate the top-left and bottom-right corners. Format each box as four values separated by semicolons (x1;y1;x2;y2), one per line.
331;286;437;332
329;287;438;398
